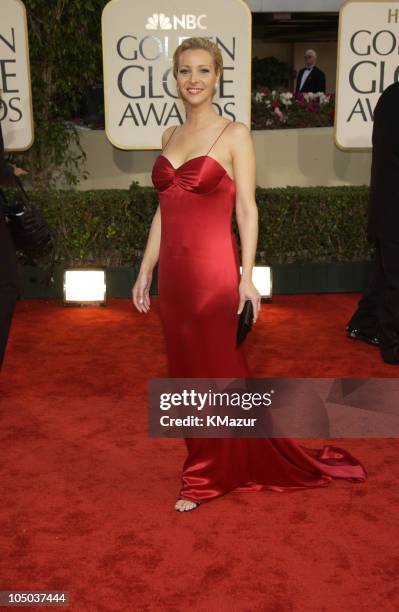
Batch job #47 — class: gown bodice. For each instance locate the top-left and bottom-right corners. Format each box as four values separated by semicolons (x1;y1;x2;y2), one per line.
152;154;233;195
151;124;237;262
151;120;234;195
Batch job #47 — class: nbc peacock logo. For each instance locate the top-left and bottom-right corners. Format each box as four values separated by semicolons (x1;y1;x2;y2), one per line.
145;12;207;30
146;13;172;30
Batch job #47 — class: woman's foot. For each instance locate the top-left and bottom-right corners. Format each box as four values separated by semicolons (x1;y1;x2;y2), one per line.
175;498;199;512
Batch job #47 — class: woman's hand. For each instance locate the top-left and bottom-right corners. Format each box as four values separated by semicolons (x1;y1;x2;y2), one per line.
13;165;28;177
132;269;153;312
237;278;261;323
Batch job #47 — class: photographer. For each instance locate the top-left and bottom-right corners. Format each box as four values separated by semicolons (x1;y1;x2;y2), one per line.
0;121;27;369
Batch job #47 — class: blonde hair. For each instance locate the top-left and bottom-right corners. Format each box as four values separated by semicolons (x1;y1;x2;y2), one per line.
172;37;223;80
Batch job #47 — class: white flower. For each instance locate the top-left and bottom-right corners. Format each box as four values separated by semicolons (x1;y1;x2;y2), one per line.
319;93;330;105
280;92;293;106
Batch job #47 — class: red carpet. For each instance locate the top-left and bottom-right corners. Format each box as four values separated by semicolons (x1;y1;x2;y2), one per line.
0;294;398;611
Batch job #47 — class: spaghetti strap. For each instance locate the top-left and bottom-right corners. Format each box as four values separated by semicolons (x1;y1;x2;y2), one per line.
161;125;179;153
206;122;232;155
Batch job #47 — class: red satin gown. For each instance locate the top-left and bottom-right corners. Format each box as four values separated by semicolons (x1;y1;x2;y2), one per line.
151;122;367;505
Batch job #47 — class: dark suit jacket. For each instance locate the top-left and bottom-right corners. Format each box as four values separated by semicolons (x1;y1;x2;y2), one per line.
295;66;326;93
367;82;399;241
0;121;18;356
0;122;16;187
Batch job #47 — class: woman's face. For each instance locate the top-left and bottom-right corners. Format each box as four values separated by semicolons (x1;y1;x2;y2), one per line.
176;49;218;104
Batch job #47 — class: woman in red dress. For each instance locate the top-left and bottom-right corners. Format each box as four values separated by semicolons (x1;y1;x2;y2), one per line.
132;38;367;512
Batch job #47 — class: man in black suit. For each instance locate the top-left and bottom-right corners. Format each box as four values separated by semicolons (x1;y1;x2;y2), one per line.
295;49;326;93
347;82;399;365
0;121;26;369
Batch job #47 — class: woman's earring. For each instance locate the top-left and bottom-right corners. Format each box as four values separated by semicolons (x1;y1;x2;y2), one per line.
214;82;219;92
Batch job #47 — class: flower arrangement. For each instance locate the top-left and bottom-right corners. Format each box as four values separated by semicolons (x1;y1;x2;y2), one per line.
251;88;335;130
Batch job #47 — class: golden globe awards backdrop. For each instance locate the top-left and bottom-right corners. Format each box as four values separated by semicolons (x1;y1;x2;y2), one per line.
0;0;33;151
335;0;399;149
102;0;252;149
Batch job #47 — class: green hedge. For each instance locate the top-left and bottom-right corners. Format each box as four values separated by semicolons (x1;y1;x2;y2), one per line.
255;185;372;263
15;182;373;268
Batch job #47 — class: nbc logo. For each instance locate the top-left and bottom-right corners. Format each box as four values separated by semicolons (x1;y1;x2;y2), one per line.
145;13;207;30
146;13;172;30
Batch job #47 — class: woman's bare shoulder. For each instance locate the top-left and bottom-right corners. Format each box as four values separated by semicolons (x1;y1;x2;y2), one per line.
161;124;179;147
227;120;251;138
225;121;253;158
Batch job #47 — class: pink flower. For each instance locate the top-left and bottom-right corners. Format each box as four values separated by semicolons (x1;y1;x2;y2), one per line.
307;100;320;113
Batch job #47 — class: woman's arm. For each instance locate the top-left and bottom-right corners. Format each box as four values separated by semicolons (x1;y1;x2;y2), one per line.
132;200;161;313
138;203;161;275
230;122;261;322
132;126;175;312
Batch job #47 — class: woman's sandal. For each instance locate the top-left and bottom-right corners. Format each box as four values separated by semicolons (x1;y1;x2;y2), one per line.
175;499;199;512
